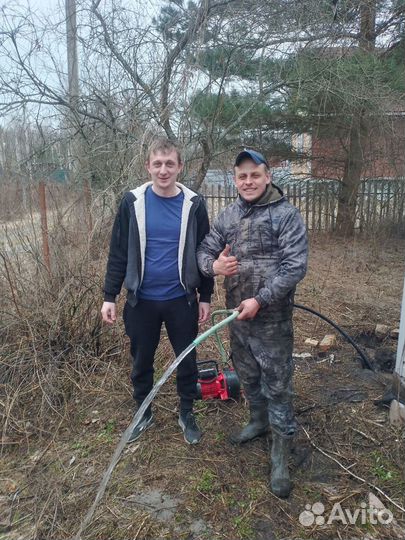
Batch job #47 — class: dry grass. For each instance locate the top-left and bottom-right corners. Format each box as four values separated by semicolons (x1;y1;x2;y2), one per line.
1;190;405;540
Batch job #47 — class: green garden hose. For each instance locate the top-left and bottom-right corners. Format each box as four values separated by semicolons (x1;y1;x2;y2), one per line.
73;309;238;540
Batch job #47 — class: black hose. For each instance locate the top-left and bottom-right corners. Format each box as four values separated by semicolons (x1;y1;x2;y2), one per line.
293;303;375;371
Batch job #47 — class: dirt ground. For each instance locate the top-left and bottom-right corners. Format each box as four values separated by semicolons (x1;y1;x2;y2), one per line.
1;234;405;540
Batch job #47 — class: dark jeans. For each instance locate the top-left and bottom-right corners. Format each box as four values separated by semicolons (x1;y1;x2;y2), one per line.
123;296;199;409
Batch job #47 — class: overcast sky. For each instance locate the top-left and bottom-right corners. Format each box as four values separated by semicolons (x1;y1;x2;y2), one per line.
28;0;64;15
27;0;161;19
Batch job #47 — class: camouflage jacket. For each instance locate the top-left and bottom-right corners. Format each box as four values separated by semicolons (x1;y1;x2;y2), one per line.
197;183;308;319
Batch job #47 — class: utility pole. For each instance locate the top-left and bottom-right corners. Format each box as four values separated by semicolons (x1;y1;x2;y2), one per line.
65;0;93;235
66;0;79;105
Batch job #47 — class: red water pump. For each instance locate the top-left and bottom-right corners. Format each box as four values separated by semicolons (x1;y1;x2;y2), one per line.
196;310;241;401
196;360;240;400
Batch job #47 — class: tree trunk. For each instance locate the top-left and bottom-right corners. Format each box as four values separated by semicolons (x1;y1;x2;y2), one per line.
335;0;376;236
335;117;366;235
192;138;212;191
360;0;376;52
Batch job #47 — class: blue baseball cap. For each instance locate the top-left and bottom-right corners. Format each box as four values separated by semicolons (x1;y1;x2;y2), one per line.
234;149;269;168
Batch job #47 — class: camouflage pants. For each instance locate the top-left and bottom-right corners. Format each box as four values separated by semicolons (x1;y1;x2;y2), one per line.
230;316;296;437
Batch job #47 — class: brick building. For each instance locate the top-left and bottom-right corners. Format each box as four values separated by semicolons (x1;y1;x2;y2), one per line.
310;111;405;180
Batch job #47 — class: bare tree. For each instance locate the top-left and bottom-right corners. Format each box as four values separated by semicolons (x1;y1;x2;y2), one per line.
1;0;403;216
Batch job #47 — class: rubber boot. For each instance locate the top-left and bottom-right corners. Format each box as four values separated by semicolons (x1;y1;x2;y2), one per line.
230;402;269;444
270;431;292;498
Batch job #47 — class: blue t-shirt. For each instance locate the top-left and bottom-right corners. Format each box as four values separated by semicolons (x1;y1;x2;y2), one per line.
138;186;186;301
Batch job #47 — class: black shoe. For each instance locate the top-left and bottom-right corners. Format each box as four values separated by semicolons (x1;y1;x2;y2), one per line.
178;411;202;445
127;411;154;443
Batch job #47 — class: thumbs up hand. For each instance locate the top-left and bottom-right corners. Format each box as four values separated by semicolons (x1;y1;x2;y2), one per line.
213;244;239;276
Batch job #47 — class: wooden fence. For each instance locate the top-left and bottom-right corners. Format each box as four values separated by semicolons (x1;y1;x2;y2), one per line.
200;178;405;232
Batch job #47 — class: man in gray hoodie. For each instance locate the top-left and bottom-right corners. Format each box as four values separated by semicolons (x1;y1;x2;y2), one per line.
197;149;308;497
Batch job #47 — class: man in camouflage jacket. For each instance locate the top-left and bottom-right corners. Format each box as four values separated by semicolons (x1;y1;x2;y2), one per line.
197;149;308;498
